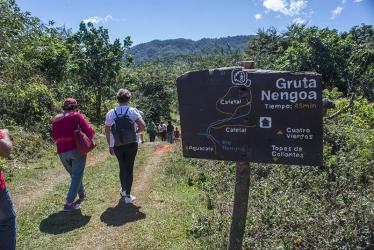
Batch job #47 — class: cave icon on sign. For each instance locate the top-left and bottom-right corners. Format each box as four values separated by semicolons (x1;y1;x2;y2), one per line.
259;117;272;128
231;69;251;87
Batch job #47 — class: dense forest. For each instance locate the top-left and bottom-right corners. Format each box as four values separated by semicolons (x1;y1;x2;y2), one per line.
0;0;373;248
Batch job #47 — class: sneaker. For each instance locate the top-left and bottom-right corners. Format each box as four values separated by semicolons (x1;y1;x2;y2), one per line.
63;202;80;212
73;200;82;209
78;191;87;201
124;195;136;204
119;188;126;197
73;192;87;209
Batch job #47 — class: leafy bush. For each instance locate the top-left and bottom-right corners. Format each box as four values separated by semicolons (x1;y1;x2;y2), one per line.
0;79;56;135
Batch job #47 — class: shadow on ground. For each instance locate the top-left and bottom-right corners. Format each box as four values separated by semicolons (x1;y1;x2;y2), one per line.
39;210;91;234
100;199;146;227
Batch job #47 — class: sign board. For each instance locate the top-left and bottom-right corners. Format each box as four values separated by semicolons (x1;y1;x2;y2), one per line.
176;67;323;166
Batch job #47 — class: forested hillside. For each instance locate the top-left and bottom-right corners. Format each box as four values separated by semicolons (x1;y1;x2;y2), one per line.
0;0;373;249
127;35;254;62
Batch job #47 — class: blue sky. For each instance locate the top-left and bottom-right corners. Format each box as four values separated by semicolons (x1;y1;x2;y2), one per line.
17;0;374;45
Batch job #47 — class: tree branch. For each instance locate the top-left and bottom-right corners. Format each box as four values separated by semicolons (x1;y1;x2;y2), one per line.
326;94;355;120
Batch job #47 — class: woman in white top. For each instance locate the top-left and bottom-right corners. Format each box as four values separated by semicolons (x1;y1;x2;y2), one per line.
104;89;146;203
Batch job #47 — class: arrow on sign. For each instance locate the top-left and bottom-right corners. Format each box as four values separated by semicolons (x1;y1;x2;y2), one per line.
272;157;279;162
276;130;283;135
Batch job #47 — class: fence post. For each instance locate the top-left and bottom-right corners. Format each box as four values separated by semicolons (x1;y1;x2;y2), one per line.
227;61;255;250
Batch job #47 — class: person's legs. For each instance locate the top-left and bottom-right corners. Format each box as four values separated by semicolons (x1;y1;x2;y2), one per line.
66;151;86;203
60;152;85;199
0;189;16;250
150;132;155;142
167;133;174;143
114;146;127;192
123;143;138;195
60;150;86;204
162;132;166;141
59;152;73;176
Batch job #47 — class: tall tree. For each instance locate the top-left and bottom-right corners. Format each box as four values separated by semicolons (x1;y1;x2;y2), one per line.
69;22;132;119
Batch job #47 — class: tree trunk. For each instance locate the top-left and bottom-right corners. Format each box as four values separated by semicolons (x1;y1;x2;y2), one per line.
95;84;102;120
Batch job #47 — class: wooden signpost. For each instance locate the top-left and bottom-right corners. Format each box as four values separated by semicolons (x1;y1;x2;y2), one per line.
176;61;323;249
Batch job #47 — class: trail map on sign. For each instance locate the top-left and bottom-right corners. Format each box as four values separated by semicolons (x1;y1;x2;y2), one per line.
177;67;323;166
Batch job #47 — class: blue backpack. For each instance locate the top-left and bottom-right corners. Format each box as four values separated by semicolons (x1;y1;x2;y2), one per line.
111;107;137;146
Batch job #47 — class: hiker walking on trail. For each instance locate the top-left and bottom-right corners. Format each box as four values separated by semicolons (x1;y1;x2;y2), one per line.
52;98;95;212
135;108;145;144
166;120;174;144
158;121;167;141
174;127;180;141
0;129;16;250
147;121;157;142
105;89;146;204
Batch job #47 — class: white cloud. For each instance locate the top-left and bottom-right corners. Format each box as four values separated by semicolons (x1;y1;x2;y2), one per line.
354;0;363;2
83;15;113;24
293;17;306;24
255;13;263;20
263;0;308;16
330;6;343;19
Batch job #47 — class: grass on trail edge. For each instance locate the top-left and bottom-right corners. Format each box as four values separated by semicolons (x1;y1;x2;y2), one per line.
122;145;209;250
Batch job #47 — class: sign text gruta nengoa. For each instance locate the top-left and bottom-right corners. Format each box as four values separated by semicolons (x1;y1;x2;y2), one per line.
261;77;317;103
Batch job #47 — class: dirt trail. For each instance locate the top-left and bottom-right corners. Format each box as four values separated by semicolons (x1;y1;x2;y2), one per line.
77;142;174;250
13;149;110;211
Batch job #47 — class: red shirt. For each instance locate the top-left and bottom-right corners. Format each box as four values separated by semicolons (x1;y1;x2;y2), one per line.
0;171;5;191
0;131;6;190
52;112;95;154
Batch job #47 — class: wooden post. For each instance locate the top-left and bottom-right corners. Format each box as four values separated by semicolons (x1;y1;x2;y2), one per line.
227;61;255;250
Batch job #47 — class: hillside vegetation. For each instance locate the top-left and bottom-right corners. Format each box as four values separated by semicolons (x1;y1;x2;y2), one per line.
127;35;254;63
0;0;373;249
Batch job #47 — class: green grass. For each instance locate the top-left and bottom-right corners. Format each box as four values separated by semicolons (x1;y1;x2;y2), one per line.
16;144;153;249
122;144;211;250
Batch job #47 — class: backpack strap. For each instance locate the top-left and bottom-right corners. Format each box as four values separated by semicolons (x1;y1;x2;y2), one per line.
114;108;120;119
74;112;81;131
114;106;129;118
124;107;130;116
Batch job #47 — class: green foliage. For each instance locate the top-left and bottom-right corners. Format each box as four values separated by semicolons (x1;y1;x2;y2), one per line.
68;22;132;119
246;24;374;100
178;51;246;72
129;63;179;122
0;78;56;134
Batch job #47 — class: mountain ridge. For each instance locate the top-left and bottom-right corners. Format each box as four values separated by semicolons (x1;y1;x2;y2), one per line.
128;35;254;62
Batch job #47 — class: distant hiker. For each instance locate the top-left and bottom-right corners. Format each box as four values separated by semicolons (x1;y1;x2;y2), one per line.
166;120;174;144
147;121;157;142
52;98;95;212
0;129;16;250
135;108;145;144
174;127;180;141
158;122;167;141
105;89;146;204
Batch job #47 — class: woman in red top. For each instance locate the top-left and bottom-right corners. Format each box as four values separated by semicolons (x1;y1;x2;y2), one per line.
0;129;16;250
52;98;95;211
